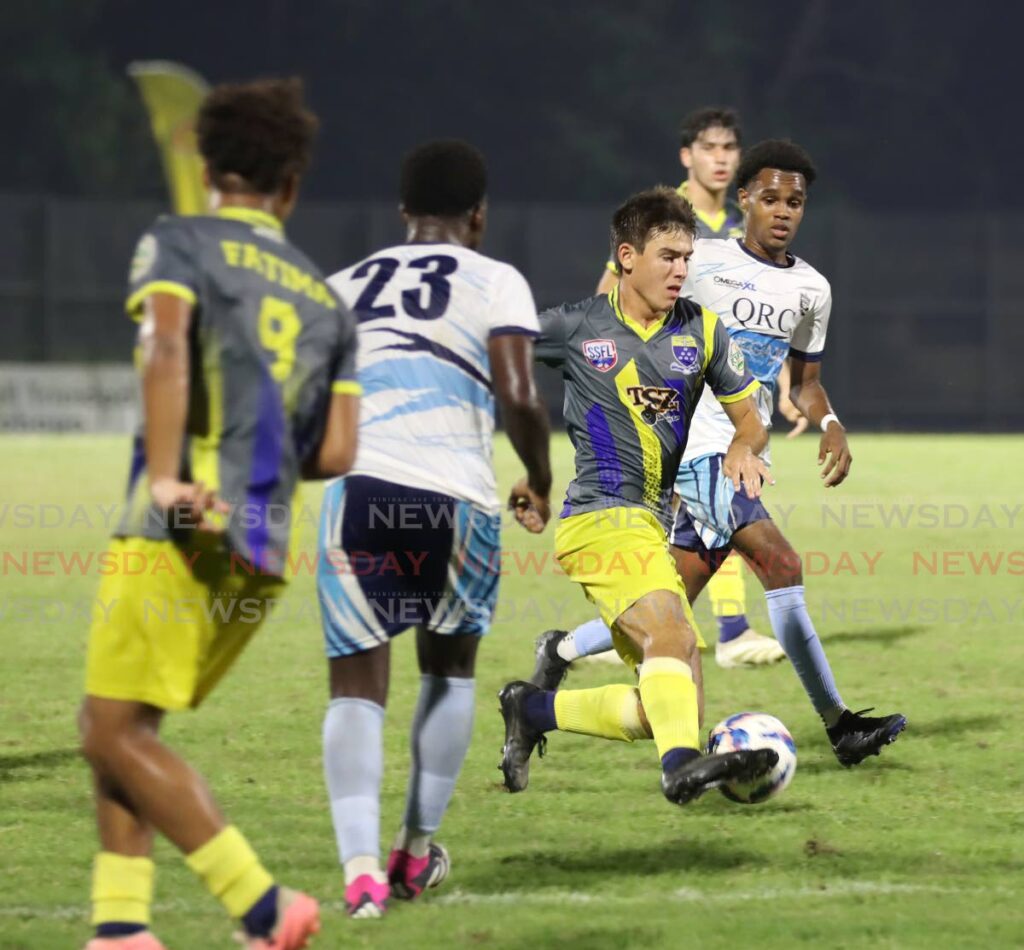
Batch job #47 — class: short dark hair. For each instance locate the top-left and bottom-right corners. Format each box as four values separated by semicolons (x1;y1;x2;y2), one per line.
736;139;817;191
197;78;318;194
611;186;697;263
400;140;487;217
679;107;742;149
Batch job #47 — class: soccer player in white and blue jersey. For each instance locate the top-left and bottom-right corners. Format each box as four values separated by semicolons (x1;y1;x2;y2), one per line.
534;141;906;768
319;140;551;918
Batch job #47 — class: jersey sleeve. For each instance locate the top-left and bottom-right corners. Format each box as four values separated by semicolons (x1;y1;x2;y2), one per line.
330;298;362;396
703;309;759;404
488;265;540;338
534;304;573;368
125;216;199;320
789;280;832;362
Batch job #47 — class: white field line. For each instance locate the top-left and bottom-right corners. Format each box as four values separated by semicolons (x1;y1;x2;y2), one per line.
436;880;968;906
0;880;1000;921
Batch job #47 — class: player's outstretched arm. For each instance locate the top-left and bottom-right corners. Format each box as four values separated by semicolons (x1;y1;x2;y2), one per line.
721;396;772;500
139;291;227;530
303;392;359;479
788;356;851;488
490;333;552;533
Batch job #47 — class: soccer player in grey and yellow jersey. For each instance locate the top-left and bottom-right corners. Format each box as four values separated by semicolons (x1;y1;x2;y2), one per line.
588;107;781;670
499;187;779;806
78;79;357;950
596;107;744;299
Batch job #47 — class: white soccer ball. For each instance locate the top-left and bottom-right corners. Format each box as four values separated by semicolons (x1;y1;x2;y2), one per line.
707;712;797;804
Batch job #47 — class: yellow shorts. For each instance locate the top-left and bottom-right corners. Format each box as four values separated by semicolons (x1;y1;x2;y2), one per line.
555;506;704;671
85;537;286;710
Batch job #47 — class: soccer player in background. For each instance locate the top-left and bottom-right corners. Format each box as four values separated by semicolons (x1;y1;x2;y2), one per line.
78;79;359;950
586;107;780;670
319;140;552;918
498;187;779;806
597;108;745;303
532;141;907;768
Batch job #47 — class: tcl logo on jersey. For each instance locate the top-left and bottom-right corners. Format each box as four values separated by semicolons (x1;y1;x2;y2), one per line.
625;386;679;425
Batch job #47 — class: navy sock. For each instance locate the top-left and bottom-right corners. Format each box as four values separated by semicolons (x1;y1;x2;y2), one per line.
716;614;748;643
522;690;557;733
241;884;278;938
96;923;147;938
661;747;700;773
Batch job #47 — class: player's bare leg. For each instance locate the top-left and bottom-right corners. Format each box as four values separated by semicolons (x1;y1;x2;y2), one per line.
80;698;224;851
80;698;314;949
387;631;476;902
323;644;391;918
671;542;784;667
612;590;774;803
730;519;906;763
82;703;162;949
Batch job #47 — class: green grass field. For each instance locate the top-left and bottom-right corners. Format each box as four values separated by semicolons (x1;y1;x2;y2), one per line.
2;433;1023;949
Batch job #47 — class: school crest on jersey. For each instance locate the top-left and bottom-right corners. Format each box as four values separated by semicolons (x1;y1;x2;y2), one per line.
670;334;700;375
582;338;618;372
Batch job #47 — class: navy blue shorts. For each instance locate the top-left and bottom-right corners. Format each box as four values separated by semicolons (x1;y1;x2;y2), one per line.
317;475;501;657
670;454;771;552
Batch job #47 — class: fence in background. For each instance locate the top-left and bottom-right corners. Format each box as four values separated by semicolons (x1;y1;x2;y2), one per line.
2;194;1021;431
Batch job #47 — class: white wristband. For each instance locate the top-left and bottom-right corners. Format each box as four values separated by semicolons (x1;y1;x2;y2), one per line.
820;412;840;432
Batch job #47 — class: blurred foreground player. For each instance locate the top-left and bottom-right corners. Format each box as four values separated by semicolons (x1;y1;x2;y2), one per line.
592;106;774;666
320;140;552;917
498;187;778;806
79;79;359;950
534;142;907;767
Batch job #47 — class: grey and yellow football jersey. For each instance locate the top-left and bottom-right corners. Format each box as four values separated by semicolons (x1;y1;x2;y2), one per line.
117;207;360;577
677;180;744;240
536;285;758;530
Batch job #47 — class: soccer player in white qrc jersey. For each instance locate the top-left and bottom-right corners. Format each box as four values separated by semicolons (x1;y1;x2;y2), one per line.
534;140;906;769
319;140;552;918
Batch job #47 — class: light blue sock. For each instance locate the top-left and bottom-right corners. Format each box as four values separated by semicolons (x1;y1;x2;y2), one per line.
403;674;475;835
569;618;615;659
323;697;385;864
764;585;844;721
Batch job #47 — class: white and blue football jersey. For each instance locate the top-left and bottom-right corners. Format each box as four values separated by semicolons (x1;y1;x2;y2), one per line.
682;238;832;463
327;243;539;512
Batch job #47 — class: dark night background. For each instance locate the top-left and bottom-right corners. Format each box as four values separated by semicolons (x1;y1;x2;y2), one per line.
2;0;1017;208
2;1;1023;429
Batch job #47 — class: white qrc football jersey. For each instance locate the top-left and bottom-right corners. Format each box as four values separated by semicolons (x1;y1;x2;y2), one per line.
682;238;832;464
328;243;539;512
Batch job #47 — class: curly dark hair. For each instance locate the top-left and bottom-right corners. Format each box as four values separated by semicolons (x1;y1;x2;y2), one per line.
736;139;817;191
679;107;742;148
400;139;488;217
610;186;697;262
197;78;319;194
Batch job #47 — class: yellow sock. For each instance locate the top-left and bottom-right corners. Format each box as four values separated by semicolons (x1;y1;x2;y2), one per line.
708;552;747;618
554;684;649;741
637;657;700;758
185;826;274;919
90;852;154;927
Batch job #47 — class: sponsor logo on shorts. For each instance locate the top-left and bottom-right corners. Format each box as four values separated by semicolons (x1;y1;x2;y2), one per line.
582;338;618;372
670;334;700;375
